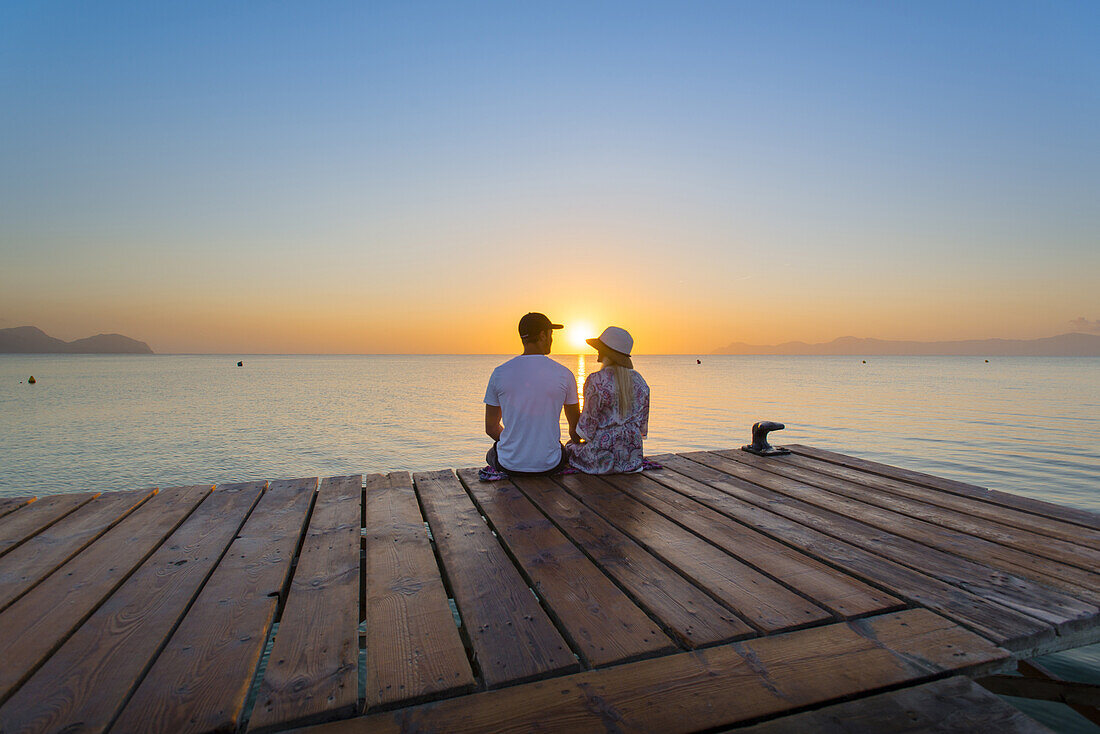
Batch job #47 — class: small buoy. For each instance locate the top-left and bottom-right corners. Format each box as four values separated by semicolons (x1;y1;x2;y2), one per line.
28;375;36;384
696;359;701;364
985;359;989;363
861;360;866;364
237;361;243;367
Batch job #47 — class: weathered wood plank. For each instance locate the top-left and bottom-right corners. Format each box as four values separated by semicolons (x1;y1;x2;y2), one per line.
977;675;1100;708
412;470;578;689
112;478;316;734
700;451;1100;603
0;496;35;520
0;482;262;733
511;475;755;647
789;444;1100;531
289;609;1009;734
362;472;475;711
0;485;211;704
724;449;1100;571
674;454;1099;635
649;454;1053;648
458;468;676;667
249;476;361;733
777;451;1100;551
602;471;903;619
0;487;156;612
0;491;99;558
556;472;832;633
735;676;1054;733
1017;659;1100;727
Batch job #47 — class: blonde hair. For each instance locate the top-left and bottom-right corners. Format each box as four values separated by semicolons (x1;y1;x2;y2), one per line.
604;362;634;417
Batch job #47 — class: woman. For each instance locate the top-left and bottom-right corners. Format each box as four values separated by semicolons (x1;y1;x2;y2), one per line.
568;326;650;474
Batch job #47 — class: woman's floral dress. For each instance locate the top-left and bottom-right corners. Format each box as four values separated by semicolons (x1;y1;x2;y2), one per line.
568;368;650;473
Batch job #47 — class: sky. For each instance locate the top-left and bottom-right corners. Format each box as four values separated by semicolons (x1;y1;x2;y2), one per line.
1;1;1098;354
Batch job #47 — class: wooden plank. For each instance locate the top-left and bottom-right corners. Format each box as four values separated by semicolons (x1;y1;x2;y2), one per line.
0;487;156;612
700;451;1100;603
1018;659;1100;727
249;476;361;733
0;484;211;703
458;468;676;667
112;478;316;734
678;455;1099;636
289;609;1009;734
511;475;755;647
777;451;1100;551
789;444;1100;531
649;454;1053;648
362;472;475;711
0;482;263;733
724;449;1100;571
736;676;1054;733
412;470;578;689
977;675;1100;708
0;496;35;520
602;471;904;619
556;472;832;633
0;491;99;558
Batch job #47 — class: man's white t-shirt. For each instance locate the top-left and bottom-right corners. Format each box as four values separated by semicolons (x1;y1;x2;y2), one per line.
484;355;579;472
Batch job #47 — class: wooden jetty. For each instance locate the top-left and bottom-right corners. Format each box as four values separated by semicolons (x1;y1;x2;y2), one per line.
1;444;1098;733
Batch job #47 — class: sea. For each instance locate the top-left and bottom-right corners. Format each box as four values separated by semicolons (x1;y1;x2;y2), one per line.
2;354;1098;731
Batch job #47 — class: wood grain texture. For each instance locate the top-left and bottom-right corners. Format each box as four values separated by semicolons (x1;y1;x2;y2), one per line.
0;485;210;704
701;450;1100;603
0;491;99;558
0;487;156;612
412;470;578;689
789;444;1100;531
724;449;1100;571
670;454;1098;635
735;676;1054;733
363;472;475;711
112;478;316;734
248;476;361;733
458;468;675;667
512;475;755;647
0;496;35;520
288;609;1009;734
0;482;262;734
603;471;903;618
649;454;1053;648
556;472;832;633
777;451;1100;551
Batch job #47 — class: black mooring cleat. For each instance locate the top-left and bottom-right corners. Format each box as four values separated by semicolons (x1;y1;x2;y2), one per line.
742;421;791;456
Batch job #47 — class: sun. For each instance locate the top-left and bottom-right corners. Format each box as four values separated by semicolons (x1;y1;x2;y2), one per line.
564;322;596;351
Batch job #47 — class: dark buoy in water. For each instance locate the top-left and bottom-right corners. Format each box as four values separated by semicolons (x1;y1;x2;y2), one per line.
27;375;36;384
237;361;243;367
696;359;701;364
985;359;989;363
862;360;866;364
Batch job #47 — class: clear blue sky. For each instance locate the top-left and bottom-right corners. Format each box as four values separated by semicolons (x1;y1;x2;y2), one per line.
2;1;1097;352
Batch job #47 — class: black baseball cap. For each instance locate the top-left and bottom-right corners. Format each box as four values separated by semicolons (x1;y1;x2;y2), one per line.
518;312;563;340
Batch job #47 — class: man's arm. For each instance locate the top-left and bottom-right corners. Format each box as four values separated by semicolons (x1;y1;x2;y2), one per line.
564;402;581;444
485;404;503;442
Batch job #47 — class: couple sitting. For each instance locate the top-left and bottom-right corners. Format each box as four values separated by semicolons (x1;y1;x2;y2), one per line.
483;312;649;478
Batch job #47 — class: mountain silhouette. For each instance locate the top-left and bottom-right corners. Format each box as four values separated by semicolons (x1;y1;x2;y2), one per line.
0;326;154;354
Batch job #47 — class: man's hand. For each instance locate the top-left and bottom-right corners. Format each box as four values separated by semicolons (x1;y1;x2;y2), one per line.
485;404;503;442
564;403;581;445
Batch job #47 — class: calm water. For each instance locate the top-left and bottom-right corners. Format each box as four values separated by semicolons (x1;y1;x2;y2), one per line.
2;354;1099;730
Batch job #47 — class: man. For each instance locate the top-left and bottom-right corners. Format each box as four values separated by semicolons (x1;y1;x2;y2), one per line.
484;312;581;475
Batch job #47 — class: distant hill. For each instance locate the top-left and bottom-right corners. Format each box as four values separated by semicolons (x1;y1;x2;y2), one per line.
0;326;154;354
712;333;1100;356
